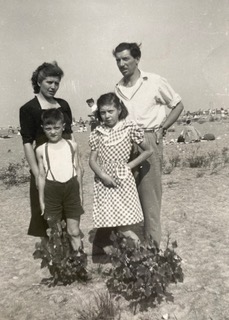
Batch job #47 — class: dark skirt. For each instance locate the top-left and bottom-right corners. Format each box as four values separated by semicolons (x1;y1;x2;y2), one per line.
27;172;48;237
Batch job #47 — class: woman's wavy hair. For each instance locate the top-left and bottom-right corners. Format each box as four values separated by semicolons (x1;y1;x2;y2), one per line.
31;61;64;93
96;92;128;122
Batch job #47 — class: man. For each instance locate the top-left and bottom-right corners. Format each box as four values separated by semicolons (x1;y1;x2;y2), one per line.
113;42;184;247
180;119;202;143
86;98;98;131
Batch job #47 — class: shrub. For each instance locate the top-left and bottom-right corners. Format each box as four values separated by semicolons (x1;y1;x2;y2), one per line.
0;158;30;187
33;220;90;286
106;232;184;311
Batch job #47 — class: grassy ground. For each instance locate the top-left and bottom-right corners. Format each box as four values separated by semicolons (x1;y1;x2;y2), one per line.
0;121;229;320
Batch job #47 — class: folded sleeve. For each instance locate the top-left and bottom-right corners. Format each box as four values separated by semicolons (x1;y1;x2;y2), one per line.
19;106;36;144
130;122;144;145
157;77;182;109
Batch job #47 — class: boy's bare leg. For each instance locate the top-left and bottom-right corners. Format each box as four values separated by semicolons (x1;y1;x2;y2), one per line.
67;218;82;252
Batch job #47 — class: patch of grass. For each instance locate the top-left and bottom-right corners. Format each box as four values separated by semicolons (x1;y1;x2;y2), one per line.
221;147;229;164
169;154;181;167
77;290;121;320
0;158;30;188
163;162;174;175
196;170;205;178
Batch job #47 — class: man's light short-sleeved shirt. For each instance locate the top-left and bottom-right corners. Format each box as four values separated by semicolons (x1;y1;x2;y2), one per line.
115;71;182;129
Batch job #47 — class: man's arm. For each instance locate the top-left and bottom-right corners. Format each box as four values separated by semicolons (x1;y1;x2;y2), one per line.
127;138;153;170
156;101;184;144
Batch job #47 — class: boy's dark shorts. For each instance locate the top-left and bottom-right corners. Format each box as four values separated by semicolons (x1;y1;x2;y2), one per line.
44;176;84;222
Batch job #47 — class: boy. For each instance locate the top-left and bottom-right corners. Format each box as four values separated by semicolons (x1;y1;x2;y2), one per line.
36;108;84;252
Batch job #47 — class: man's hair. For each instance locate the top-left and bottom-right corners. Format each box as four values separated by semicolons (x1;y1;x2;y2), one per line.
86;98;94;104
112;42;142;59
31;61;64;94
41;108;65;126
96;92;128;122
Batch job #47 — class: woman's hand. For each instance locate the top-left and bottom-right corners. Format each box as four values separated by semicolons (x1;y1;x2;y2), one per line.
40;202;45;216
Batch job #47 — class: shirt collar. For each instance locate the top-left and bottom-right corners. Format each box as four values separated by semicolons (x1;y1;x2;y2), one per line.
96;119;126;135
116;70;148;86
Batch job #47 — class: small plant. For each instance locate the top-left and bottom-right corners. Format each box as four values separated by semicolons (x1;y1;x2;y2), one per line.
106;232;184;311
169;154;181;167
196;170;205;178
33;220;90;286
77;291;121;320
0;158;30;187
222;147;229;164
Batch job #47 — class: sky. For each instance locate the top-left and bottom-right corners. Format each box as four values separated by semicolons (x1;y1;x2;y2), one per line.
0;0;229;127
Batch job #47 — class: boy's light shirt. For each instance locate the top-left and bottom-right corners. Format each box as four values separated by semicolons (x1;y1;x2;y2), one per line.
41;140;76;182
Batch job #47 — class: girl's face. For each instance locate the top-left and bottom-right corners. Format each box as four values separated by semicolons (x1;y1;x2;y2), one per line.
99;104;121;128
38;76;60;100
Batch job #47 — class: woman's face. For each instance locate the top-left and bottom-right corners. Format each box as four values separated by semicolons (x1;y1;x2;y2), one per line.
38;76;60;100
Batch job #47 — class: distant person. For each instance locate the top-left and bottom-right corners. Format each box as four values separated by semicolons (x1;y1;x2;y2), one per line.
86;98;98;131
179;119;202;143
36;109;84;252
89;92;153;247
19;61;75;238
113;42;184;247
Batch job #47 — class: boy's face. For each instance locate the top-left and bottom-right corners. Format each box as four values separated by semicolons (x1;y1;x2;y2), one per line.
43;120;65;143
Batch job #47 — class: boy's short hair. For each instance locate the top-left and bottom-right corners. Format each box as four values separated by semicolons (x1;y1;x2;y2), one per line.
41;108;65;126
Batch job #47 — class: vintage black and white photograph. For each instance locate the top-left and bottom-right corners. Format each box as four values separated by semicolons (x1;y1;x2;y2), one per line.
0;0;229;319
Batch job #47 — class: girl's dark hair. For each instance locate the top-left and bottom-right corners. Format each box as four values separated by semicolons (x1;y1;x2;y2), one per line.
41;108;65;126
112;42;142;59
31;61;64;93
96;92;128;122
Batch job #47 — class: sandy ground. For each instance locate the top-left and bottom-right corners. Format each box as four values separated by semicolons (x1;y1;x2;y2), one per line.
0;121;229;320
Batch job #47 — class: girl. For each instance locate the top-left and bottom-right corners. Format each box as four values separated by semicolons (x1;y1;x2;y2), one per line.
89;92;153;244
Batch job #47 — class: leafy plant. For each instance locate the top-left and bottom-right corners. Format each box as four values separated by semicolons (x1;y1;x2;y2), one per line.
105;232;184;310
33;220;90;286
0;158;30;187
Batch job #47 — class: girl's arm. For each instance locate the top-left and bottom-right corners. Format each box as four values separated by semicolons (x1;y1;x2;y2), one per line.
127;138;153;170
74;143;84;206
36;148;46;215
89;150;117;187
23;143;39;184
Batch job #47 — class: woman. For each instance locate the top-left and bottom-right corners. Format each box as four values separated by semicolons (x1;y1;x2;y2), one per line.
19;61;74;237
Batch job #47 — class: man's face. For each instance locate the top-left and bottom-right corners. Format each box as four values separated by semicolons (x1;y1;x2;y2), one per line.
115;49;139;78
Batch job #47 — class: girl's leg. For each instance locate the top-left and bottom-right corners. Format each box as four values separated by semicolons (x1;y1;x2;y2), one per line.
66;218;82;251
117;226;140;246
